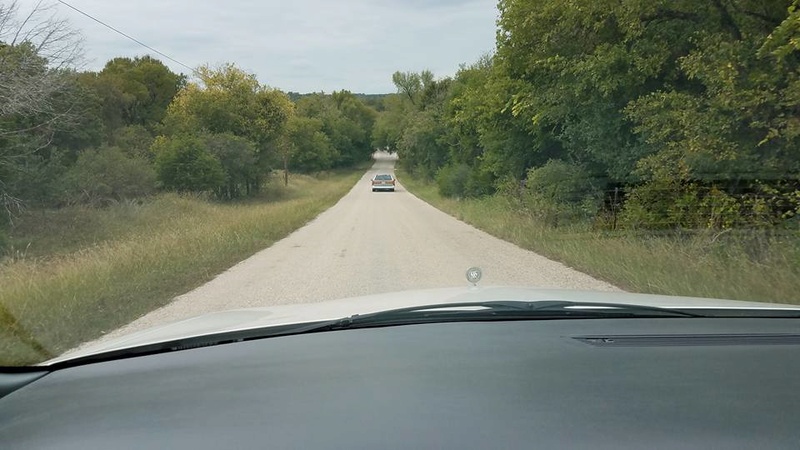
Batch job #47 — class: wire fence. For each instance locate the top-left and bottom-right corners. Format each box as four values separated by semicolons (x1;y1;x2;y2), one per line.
505;183;800;232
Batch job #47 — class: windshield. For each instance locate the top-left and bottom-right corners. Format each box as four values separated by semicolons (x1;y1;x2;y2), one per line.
1;0;798;367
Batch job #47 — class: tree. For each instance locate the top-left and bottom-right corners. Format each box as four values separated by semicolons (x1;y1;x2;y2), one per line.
283;115;336;173
72;56;185;142
160;63;294;194
152;135;224;193
436;57;540;194
61;146;156;206
488;0;800;227
97;56;185;128
383;70;460;178
0;1;83;219
396;109;449;177
202;133;258;199
294;92;376;167
379;0;799;228
0;1;81;117
110;124;155;159
391;71;422;105
372;94;412;151
164;64;292;145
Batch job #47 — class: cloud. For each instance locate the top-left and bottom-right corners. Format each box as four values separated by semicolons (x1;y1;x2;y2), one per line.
17;0;497;93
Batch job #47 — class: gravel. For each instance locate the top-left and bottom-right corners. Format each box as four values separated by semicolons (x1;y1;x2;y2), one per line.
94;153;620;342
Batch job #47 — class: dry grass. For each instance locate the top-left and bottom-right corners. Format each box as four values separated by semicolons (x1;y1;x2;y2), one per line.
1;170;363;365
399;171;800;305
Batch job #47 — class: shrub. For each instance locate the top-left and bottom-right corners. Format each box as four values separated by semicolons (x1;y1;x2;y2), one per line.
202;133;259;199
520;160;602;227
621;181;800;230
436;163;471;198
6;151;69;208
62;146;156;206
111;125;154;160
0;228;8;254
153;135;225;193
463;164;494;197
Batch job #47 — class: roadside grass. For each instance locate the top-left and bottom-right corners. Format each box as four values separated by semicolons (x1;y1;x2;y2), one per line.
398;170;800;305
1;168;364;365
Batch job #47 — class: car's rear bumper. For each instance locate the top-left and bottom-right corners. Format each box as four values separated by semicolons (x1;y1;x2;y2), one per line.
372;185;395;191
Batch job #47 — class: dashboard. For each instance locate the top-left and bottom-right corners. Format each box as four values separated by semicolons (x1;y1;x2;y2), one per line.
2;318;800;449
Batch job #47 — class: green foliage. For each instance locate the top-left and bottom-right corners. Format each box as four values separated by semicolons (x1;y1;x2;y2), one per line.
4;151;69;208
372;94;412;151
621;181;800;230
392;71;423;105
436;162;495;198
159;64;295;195
520;160;602;227
435;163;495;198
0;38;86;211
293;91;376;168
760;2;800;59
397;110;449;177
387;1;799;231
98;56;185;129
62;146;156;206
1;32;183;215
284;116;337;172
201;133;259;199
111;125;155;159
73;56;184;141
0;228;8;254
153;135;225;193
163;64;292;149
436;163;471;198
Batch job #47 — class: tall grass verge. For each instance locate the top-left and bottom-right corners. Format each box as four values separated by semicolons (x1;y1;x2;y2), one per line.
399;170;800;305
1;170;363;365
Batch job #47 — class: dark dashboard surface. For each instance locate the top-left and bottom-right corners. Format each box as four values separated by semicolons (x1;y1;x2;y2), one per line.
2;318;800;449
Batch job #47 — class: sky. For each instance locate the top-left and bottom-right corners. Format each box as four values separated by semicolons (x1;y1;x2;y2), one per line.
15;0;499;93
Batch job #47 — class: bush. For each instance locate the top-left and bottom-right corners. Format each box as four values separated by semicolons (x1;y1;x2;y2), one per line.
464;165;496;197
0;227;8;254
435;163;496;198
436;163;471;198
286;116;337;173
621;180;800;230
202;133;259;199
111;125;154;160
520;160;602;227
153;135;225;193
62;146;156;206
6;151;69;208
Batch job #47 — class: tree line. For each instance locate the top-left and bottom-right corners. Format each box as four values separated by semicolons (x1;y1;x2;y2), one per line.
0;1;380;248
4;0;800;243
374;0;800;231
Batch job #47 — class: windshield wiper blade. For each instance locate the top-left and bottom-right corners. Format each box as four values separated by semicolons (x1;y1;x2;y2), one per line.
45;302;701;370
498;300;705;317
45;318;347;370
319;300;706;330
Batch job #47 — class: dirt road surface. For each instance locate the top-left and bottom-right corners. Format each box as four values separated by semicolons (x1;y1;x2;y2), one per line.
100;152;619;340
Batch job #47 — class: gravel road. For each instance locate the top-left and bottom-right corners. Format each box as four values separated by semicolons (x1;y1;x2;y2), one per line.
99;152;619;340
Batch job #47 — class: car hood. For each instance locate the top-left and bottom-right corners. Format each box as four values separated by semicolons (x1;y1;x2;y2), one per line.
48;286;800;365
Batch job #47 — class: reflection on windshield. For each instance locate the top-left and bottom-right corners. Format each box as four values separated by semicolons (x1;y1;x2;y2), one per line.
1;1;798;366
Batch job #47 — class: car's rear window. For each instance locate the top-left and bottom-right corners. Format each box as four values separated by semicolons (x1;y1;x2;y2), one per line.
375;175;393;180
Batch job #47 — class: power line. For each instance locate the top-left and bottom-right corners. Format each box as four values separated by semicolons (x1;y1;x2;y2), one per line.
55;0;197;75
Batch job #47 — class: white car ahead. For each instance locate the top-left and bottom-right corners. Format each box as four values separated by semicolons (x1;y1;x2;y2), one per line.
371;173;396;192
